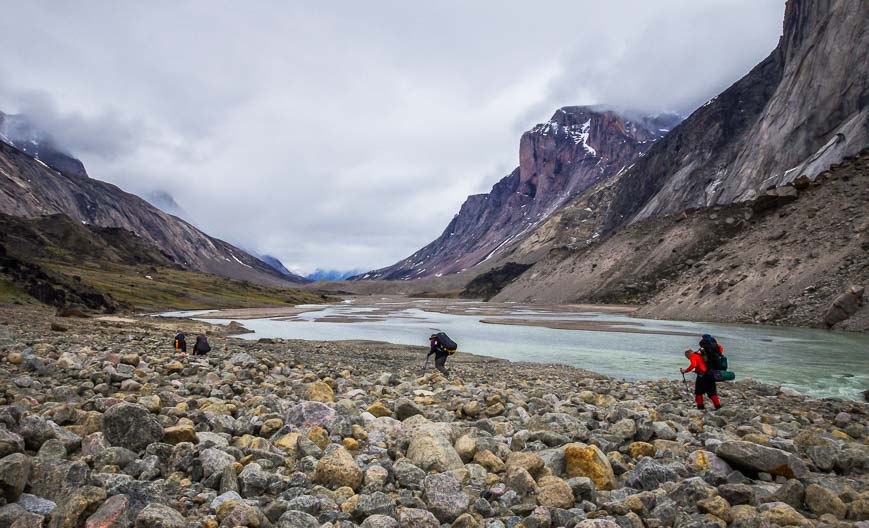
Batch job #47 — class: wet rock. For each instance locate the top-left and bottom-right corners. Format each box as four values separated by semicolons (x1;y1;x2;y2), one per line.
102;404;163;452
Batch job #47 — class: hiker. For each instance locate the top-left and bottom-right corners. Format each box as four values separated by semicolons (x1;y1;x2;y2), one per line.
681;347;722;410
173;332;187;353
427;332;456;377
193;334;211;356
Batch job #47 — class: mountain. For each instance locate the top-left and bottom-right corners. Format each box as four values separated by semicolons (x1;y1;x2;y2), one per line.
0;111;87;178
0;137;302;286
144;190;189;219
307;268;366;281
483;0;869;329
362;107;681;280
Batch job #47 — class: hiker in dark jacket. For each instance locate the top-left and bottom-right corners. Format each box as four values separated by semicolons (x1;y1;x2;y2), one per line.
193;335;211;356
174;332;187;353
427;334;451;377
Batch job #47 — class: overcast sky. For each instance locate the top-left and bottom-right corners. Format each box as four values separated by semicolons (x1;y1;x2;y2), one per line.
0;1;785;274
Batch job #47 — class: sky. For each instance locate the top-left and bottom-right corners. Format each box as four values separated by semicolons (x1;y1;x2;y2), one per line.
0;1;785;275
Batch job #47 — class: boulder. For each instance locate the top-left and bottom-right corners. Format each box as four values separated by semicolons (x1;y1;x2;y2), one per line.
805;483;847;519
313;447;362;490
0;453;29;502
625;457;678;491
134;504;186;528
824;285;865;327
102;404;163;452
422;472;469;523
284;401;336;429
716;441;807;478
84;494;130;528
536;475;575;509
407;433;463;473
564;443;615;491
49;486;106;528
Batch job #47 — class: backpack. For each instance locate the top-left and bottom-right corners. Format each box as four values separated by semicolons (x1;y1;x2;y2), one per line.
432;332;457;355
701;334;732;380
195;335;211;353
174;333;185;349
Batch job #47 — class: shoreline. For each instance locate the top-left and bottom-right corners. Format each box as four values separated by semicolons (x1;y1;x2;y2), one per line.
1;304;867;527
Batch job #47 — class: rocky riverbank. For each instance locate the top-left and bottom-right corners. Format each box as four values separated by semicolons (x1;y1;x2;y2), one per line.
0;306;867;528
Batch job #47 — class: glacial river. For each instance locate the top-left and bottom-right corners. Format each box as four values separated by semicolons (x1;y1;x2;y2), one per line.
163;298;869;401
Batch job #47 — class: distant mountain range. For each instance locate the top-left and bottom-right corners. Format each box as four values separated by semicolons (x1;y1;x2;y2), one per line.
308;269;367;281
0;115;307;286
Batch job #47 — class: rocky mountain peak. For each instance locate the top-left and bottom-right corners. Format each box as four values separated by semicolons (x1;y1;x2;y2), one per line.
362;107;677;280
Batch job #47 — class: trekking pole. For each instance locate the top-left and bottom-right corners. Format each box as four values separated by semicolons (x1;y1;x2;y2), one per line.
681;371;693;399
422;356;429;373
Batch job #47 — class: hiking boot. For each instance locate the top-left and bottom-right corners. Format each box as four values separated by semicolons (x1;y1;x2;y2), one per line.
714;405;722;410
697;404;705;410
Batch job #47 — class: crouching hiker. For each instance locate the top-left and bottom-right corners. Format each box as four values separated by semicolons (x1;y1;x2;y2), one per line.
173;332;187;353
193;334;211;356
681;348;722;410
427;332;457;377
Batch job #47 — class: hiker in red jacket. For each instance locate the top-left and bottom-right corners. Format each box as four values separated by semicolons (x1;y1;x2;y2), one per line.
681;348;721;410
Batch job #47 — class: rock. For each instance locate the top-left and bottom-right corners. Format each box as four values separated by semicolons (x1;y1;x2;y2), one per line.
367;401;392;418
313;447;362;490
536;475;575;509
200;448;235;477
564;443;616;491
134;504;186;528
625;457;678;491
393;459;426;489
454;434;477;463
305;381;335;402
824;285;865;327
360;514;399;528
49;486;106;528
17;494;56;516
0;453;29;502
758;501;809;526
238;463;276;498
407;433;463;473
284;401;336;429
505;451;544;478
354;492;396;520
422;472;469;523
505;465;538;497
716;440;807;478
161;425;197;445
84;494;130;528
805;483;847;519
697;495;732;523
769;479;804;509
0;429;24;457
9;511;43;528
397;507;439;528
626;442;655;459
394;398;423;421
277;510;319;528
228;352;256;366
215;499;263;528
102;403;163;452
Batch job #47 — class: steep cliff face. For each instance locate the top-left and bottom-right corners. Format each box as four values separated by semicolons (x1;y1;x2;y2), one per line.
363;107;679;280
526;0;867;251
0;139;306;285
485;0;868;297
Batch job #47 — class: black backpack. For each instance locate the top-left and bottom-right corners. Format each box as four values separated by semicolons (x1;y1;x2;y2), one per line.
431;332;457;354
701;334;727;371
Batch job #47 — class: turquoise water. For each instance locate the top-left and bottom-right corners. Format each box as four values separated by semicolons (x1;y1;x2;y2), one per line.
163;300;869;400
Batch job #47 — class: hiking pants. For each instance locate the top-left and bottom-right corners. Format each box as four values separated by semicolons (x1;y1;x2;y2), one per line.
695;373;720;408
434;355;449;377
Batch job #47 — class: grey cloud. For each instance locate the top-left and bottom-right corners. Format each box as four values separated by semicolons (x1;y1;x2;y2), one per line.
0;1;785;273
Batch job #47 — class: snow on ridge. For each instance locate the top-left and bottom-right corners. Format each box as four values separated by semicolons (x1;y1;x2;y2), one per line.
229;252;253;269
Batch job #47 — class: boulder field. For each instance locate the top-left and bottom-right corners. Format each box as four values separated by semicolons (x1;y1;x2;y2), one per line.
0;307;866;528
